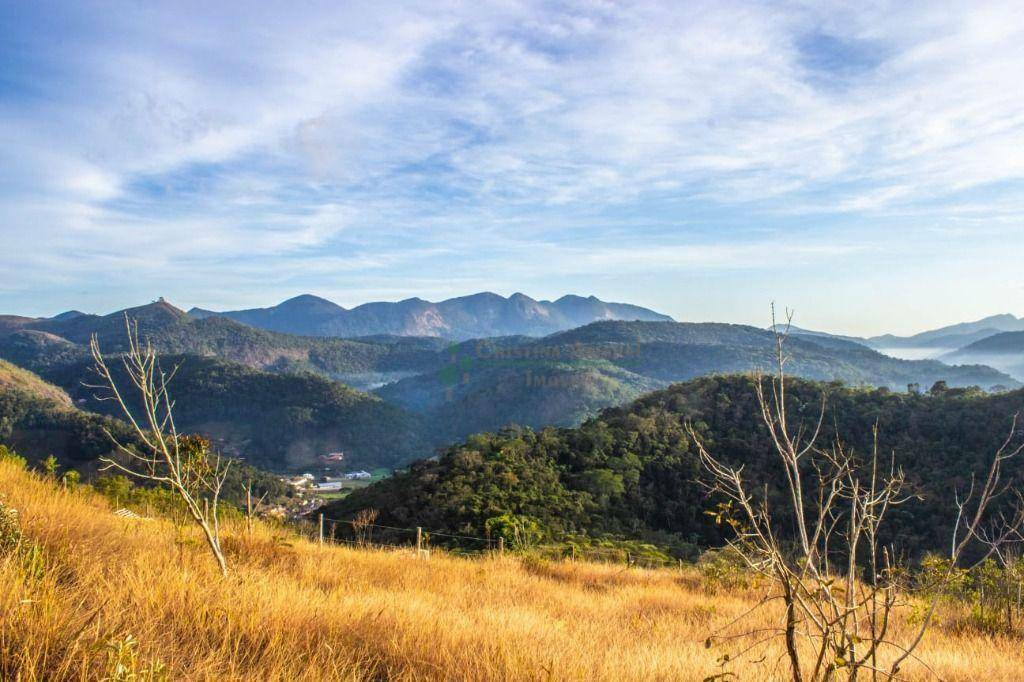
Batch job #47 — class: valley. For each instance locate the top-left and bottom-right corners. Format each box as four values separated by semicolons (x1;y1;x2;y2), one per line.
2;298;1020;474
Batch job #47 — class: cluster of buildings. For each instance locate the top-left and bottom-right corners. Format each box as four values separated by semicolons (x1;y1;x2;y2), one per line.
282;452;374;493
284;471;373;489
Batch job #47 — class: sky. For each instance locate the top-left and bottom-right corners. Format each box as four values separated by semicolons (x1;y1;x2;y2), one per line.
1;0;1023;336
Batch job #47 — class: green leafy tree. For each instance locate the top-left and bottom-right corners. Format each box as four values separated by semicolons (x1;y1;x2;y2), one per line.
485;513;543;551
41;454;58;478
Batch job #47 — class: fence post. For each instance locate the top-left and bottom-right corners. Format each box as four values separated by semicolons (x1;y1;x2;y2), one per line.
626;551;632;567
498;536;505;556
318;513;324;545
416;526;422;554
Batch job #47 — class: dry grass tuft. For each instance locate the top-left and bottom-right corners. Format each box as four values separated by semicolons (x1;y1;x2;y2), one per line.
1;460;1022;681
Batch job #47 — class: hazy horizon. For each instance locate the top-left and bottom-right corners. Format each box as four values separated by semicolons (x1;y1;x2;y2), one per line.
2;1;1023;336
4;289;1022;341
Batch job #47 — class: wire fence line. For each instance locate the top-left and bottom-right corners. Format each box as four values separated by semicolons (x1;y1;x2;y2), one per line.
319;516;493;543
307;514;686;569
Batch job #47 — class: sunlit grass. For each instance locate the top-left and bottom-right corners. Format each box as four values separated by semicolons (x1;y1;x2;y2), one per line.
1;459;1020;681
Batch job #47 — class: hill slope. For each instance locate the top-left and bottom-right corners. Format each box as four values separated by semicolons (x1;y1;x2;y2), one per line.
376;321;1018;442
334;375;1024;559
36;354;432;471
867;314;1024;357
191;292;673;340
0;363;289;499
0;359;72;407
0;301;447;390
942;331;1024;381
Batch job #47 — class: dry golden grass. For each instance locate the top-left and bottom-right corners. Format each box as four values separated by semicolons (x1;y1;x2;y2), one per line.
1;459;1021;681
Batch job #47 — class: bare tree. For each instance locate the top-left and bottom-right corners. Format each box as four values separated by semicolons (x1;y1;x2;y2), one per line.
351;508;379;546
89;316;231;576
692;307;1024;681
242;479;270;539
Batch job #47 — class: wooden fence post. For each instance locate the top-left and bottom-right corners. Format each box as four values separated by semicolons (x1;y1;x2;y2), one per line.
626;551;632;567
416;526;422;554
318;513;324;545
498;536;505;556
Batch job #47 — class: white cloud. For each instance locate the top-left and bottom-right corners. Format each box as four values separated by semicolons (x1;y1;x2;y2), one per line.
2;0;1023;321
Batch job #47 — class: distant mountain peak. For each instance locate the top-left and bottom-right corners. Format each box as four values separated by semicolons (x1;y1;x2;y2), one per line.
276;294;347;313
187;292;672;340
124;299;187;318
51;310;86;321
865;313;1024;357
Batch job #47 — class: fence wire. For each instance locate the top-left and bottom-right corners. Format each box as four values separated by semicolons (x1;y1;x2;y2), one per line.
309;515;683;568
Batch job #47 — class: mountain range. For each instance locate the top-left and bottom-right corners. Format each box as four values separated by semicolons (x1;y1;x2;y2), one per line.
866;314;1024;356
0;300;449;389
1;298;1020;472
378;320;1018;442
188;292;673;340
942;331;1024;381
788;313;1024;379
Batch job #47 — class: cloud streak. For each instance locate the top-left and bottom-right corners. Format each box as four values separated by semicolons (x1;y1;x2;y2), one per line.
0;0;1022;332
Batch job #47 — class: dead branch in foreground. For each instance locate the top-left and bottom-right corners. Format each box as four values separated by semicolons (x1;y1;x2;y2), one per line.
691;307;1024;681
89;315;230;576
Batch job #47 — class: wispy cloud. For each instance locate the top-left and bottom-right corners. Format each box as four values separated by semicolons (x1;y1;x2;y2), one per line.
0;0;1022;331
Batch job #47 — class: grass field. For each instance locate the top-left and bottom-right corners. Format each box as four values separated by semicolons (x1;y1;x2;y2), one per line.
2;458;1022;681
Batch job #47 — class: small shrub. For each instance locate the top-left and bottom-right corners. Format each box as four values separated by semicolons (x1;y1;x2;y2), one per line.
100;634;168;682
0;444;27;469
485;513;543;551
93;475;134;504
41;454;59;477
62;469;81;489
697;547;751;592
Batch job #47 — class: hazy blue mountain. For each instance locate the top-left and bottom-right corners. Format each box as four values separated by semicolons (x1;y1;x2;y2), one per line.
189;294;346;336
188;292;674;340
779;316;1024;360
942;331;1024;382
785;325;870;349
866;314;1024;358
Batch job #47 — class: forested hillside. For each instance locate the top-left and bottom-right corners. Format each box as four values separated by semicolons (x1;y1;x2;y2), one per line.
328;375;1024;558
38;355;431;471
2;303;1018;473
378;321;1018;442
0;362;287;501
0;300;446;389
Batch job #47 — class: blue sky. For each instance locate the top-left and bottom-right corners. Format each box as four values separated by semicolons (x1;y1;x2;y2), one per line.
1;0;1023;336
